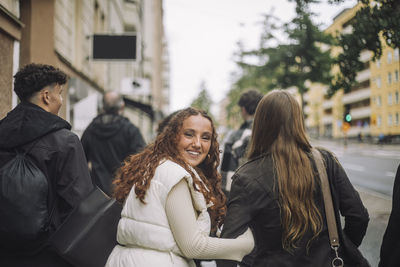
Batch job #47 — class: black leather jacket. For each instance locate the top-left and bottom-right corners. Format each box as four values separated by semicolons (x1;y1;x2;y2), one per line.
217;148;369;267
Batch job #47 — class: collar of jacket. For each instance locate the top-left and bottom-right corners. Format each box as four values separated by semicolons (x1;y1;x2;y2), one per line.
0;102;71;149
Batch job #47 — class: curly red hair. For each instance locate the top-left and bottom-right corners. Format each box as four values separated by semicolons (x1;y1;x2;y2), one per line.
113;107;226;232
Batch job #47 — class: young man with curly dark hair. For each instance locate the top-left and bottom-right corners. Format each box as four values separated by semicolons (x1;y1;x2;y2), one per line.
0;63;93;267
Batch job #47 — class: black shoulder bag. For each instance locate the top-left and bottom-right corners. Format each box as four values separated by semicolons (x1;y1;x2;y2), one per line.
49;186;122;267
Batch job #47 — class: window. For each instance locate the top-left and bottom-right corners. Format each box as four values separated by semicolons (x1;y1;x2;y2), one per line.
396;113;399;126
377;95;382;106
388;72;392;84
376;58;381;68
377;115;382;127
388;93;393;105
388;51;392;64
395;70;399;83
376;76;382;88
396;91;399;104
395;48;399;62
388;114;393;126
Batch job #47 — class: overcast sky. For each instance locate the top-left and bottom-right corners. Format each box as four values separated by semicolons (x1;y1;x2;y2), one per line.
163;0;357;113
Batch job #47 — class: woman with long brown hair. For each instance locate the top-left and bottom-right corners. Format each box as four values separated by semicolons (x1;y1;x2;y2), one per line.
106;107;254;267
217;90;369;267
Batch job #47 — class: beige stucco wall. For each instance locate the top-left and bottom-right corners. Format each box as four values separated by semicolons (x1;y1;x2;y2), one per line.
0;33;14;119
0;0;21;119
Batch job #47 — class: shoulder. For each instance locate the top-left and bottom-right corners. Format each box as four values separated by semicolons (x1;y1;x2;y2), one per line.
120;116;137;128
38;129;83;155
236;153;272;174
233;154;274;192
313;146;340;168
81;119;96;134
226;128;244;143
54;129;80;144
121;117;142;133
157;160;188;173
41;128;78;144
154;160;192;189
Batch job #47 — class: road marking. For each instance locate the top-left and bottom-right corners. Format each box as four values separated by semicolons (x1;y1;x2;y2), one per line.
342;163;365;172
385;172;396;178
363;150;400;159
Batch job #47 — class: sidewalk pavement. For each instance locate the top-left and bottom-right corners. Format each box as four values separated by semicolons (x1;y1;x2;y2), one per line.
357;187;392;215
356;186;391;267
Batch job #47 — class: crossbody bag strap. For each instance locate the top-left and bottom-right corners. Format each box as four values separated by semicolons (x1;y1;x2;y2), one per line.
311;148;344;267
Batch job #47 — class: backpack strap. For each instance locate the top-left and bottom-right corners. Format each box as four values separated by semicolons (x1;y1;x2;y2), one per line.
13;137;42;155
21;138;43;155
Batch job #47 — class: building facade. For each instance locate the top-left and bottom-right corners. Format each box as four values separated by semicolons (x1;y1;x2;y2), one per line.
0;0;21;119
304;3;400;141
0;0;169;141
370;43;400;138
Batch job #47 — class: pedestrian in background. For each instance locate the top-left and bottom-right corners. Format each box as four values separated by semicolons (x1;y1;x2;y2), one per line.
220;90;263;197
379;163;400;267
106;107;254;267
81;91;145;196
217;90;369;267
0;63;93;267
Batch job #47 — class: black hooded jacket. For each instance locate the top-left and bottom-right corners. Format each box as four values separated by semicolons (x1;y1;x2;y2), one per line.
0;102;93;266
81;113;145;195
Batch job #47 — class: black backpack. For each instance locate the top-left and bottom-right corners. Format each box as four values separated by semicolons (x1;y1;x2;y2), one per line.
0;139;53;252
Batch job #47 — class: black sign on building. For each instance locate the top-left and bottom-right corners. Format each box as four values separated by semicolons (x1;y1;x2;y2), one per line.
92;34;136;60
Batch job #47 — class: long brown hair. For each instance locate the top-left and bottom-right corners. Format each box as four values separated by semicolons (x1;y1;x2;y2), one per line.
113;107;226;232
248;90;322;250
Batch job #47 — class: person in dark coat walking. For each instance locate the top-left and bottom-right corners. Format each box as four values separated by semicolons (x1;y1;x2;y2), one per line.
217;90;370;267
379;163;400;267
0;63;93;267
81;91;145;195
220;90;263;197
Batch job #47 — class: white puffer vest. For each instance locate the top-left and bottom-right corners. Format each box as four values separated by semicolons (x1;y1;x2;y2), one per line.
106;160;211;267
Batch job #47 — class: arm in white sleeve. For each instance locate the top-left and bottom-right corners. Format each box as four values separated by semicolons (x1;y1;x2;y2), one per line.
166;179;254;261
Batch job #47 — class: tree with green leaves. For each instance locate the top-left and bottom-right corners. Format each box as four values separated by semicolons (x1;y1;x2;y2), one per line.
327;0;400;95
261;0;333;106
190;80;213;116
227;0;334;118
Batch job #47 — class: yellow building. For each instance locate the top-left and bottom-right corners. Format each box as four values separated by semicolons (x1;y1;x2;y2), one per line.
370;43;400;138
305;3;400;141
305;5;363;139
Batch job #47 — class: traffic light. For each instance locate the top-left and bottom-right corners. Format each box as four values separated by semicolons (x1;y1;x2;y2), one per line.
345;113;352;123
343;105;352;124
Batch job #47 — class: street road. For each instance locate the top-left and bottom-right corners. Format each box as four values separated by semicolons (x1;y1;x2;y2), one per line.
311;139;399;197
